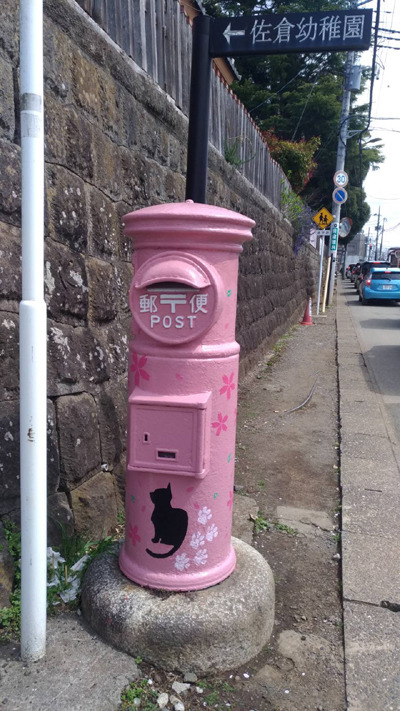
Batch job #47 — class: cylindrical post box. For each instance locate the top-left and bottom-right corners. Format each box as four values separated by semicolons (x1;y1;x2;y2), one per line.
119;201;254;591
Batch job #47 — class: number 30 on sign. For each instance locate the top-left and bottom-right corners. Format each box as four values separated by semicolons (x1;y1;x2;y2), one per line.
334;171;348;188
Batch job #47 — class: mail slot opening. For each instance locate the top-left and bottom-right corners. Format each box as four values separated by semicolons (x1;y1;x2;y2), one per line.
157;450;177;460
147;282;198;293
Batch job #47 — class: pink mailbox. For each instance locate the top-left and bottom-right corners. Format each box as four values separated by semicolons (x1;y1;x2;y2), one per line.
119;201;254;590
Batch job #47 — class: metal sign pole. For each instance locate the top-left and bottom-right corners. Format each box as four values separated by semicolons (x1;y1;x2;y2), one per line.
185;15;213;204
316;235;324;315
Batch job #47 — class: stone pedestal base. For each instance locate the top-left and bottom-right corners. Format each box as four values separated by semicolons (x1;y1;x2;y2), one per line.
82;537;275;674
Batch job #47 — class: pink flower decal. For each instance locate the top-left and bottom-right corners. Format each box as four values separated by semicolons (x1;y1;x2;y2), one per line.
130;353;150;387
212;413;228;436
128;524;141;546
227;490;233;510
220;373;235;400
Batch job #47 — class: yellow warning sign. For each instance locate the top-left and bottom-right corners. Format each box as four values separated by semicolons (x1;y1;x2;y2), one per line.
312;207;334;229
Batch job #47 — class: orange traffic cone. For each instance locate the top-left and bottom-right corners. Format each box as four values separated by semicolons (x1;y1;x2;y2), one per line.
300;298;313;325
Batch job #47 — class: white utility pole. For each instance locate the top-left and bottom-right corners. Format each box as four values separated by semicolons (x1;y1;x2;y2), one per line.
374;206;381;259
327;52;354;306
19;0;47;661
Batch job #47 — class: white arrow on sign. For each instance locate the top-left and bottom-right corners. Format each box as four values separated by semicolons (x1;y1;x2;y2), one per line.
223;22;246;42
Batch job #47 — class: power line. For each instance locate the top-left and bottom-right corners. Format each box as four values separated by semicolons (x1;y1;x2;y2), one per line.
368;195;400;200
377;26;400;34
378;35;400;41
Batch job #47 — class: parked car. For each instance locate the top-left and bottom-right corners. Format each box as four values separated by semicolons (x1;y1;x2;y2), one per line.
359;267;400;305
346;263;356;278
350;264;360;283
355;260;391;294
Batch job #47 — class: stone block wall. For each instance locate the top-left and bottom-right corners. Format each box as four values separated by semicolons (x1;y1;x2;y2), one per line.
0;0;321;541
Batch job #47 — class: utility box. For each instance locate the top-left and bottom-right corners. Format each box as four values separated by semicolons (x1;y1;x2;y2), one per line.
119;201;254;591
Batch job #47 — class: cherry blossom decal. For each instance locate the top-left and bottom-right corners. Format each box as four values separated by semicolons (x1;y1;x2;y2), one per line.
206;524;218;542
190;532;205;549
175;553;190;571
220;373;235;400
212;413;228;436
128;524;141;546
197;506;212;525
193;548;208;566
131;353;150;387
227;490;233;510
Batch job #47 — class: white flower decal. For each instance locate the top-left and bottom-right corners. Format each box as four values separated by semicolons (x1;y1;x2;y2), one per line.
194;548;208;566
174;553;190;572
197;506;212;525
190;532;205;549
206;523;218;542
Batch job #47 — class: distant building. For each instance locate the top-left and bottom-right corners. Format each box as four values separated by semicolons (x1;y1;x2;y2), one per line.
344;232;366;268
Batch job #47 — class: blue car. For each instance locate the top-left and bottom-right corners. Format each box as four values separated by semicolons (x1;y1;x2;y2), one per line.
360;267;400;305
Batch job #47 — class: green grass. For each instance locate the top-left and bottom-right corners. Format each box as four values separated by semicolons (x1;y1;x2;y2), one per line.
204;690;220;705
0;521;118;641
261;327;298;372
253;514;298;536
274;523;298;536
0;522;21;639
120;679;158;711
254;514;272;534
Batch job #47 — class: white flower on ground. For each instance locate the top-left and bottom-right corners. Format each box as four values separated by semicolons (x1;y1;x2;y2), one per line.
70;554;89;572
46;547;65;569
174;553;190;572
59;575;80;603
197;506;212;525
193;548;208;566
205;523;218;542
190;531;205;549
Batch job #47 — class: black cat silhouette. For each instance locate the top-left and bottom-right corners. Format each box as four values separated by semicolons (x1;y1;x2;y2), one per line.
146;483;188;559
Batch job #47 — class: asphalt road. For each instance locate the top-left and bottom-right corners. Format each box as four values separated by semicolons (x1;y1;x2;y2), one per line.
342;277;400;440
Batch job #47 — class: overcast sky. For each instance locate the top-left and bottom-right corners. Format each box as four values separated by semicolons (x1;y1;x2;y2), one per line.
361;0;400;252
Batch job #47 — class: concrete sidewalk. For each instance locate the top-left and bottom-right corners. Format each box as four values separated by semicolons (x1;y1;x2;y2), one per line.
337;281;400;711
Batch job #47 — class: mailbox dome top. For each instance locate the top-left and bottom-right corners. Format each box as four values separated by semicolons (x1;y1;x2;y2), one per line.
123;202;254;251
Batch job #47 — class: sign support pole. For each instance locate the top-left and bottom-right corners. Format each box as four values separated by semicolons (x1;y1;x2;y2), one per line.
185;15;212;204
327;51;354;306
316;235;324;315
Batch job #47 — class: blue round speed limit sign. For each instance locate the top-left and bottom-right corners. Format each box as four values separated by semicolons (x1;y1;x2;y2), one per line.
332;187;348;204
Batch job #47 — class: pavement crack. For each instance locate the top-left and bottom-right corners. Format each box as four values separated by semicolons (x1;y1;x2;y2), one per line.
343;597;381;609
380;600;400;613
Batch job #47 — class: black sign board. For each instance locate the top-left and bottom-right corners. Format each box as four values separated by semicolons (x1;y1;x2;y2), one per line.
209;10;373;57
